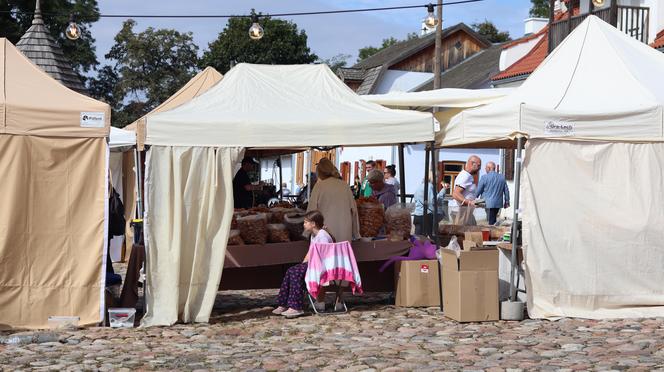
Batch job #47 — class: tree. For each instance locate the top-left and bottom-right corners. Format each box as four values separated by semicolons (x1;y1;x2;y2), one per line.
471;20;511;43
0;0;100;75
318;53;351;73
88;20;200;127
357;32;418;62
200;12;318;74
529;0;551;18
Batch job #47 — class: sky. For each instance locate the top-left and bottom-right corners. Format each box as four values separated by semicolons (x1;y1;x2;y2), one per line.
90;0;532;68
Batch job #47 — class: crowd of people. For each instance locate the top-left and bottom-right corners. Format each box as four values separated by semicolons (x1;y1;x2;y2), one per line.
230;154;511;318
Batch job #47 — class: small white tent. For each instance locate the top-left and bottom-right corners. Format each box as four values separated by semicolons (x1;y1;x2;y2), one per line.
442;16;664;319
142;64;433;326
362;88;514;108
109;127;136;149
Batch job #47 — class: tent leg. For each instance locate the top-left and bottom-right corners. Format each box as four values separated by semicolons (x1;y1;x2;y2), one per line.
398;144;406;204
509;137;523;302
278;156;283;200
431;142;443;311
133;147;143;219
422;144;431;236
306;148;312;201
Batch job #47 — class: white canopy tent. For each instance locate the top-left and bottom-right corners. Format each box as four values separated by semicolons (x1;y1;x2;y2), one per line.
361;87;514;108
109;127;136;150
142;63;434;326
441;16;664;319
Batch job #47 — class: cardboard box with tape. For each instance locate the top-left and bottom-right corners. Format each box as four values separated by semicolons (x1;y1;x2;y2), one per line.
394;260;441;307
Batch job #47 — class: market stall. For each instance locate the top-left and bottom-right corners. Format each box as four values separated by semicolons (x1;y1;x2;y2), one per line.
0;38;111;329
141;63;434;326
441;16;664;319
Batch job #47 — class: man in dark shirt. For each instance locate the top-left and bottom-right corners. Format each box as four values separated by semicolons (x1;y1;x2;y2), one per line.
233;157;258;209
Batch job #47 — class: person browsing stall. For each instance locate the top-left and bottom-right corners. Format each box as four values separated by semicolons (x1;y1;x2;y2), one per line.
367;169;397;209
307;158;360;243
360;160;376;197
450;155;481;225
233;157;260;209
476;161;510;225
383;164;400;194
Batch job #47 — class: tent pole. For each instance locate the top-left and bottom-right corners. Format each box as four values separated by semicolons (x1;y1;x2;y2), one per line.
398;144;406;204
307;148;312;201
509;137;523;302
133;147;143;219
423;144;431;236
278;156;283;200
431;141;443;311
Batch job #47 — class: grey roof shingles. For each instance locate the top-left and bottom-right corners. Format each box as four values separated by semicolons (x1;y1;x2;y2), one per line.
16;3;87;94
416;43;504;91
340;23;491;95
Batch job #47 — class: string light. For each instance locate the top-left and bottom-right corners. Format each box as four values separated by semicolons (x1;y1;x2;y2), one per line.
248;14;264;40
424;3;438;29
65;14;81;40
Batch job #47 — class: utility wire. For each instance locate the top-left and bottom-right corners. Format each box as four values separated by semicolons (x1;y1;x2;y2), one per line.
0;0;483;19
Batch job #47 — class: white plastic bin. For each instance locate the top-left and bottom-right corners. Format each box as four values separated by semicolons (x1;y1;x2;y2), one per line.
108;308;136;328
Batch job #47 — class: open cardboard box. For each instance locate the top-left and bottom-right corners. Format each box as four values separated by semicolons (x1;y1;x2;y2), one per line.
441;248;499;322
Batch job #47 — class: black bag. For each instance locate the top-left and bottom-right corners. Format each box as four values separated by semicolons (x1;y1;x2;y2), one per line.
109;188;126;237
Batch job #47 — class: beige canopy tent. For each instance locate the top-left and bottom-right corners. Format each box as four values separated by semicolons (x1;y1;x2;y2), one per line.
362;87;514;108
0;38;111;329
141;63;433;326
440;16;664;319
121;67;223;251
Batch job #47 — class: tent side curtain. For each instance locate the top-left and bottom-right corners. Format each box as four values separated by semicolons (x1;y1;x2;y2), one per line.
1;38;110;137
141;146;244;326
145;64;434;147
0;136;107;329
523;139;664;319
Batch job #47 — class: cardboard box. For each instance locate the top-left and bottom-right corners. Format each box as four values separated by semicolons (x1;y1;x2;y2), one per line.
395;260;442;307
441;248;499;322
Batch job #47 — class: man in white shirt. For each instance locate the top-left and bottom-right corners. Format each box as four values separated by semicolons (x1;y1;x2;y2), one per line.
450;155;481;225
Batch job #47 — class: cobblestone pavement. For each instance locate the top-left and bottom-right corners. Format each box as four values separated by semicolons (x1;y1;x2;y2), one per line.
1;263;664;371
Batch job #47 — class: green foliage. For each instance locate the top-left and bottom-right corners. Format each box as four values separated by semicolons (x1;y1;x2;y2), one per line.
529;0;550;18
88;20;200;127
0;0;100;75
357;32;419;62
471;20;511;43
200;12;318;74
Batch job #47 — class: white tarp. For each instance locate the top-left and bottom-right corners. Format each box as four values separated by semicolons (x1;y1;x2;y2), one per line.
523;139;664;319
146;63;434;147
362;88;514;108
442;16;664;147
109;127;136;149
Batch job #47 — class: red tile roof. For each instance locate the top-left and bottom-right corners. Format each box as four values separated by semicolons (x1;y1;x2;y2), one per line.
651;29;664;49
492;30;549;81
501;26;547;49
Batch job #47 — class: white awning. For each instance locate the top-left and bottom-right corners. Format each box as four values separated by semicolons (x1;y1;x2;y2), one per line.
362;88;514;108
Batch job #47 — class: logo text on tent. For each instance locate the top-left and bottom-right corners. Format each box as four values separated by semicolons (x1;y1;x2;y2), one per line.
80;112;105;128
543;120;574;136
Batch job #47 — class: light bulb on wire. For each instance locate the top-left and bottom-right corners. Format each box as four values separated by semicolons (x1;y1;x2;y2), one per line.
424;3;438;29
591;0;605;6
248;14;264;40
65;14;81;40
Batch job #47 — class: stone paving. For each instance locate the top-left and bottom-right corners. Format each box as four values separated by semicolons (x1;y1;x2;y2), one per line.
1;263;664;371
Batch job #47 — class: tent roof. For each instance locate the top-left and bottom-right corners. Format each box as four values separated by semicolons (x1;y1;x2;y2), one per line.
0;38;110;137
442;16;664;147
109;127;136;149
362;88;514;108
125;66;223;148
146;63;434;148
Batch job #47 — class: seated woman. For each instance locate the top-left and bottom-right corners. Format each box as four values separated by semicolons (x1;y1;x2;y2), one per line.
273;210;334;318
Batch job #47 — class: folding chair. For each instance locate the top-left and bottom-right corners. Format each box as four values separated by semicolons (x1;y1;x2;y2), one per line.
307;280;349;315
305;241;362;315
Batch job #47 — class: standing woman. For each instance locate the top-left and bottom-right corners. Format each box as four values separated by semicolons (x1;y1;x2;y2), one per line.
383;164;400;195
307;158;360;242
